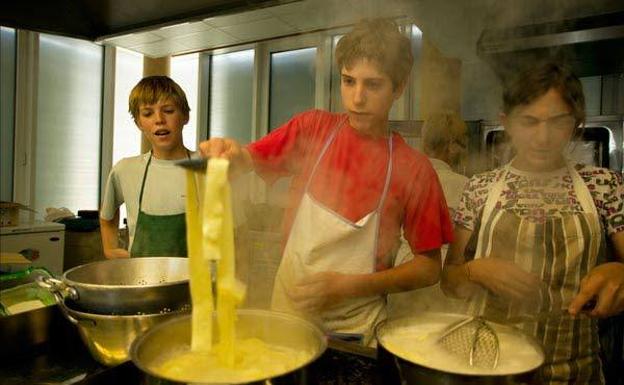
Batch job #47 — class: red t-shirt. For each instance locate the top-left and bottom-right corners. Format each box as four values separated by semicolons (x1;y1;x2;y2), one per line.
247;110;453;270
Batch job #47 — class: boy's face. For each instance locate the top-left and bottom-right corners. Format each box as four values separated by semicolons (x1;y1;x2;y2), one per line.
340;58;404;136
136;98;188;154
502;88;575;172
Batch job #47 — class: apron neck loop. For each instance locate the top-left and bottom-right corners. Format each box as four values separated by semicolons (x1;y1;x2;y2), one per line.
138;151;154;209
138;150;191;209
304;116;394;212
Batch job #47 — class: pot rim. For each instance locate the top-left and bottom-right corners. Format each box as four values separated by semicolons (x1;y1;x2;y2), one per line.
375;312;545;377
62;257;189;290
130;308;328;384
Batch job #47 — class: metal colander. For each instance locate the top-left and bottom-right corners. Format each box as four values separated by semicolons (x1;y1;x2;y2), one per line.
437;316;500;369
39;257;190;315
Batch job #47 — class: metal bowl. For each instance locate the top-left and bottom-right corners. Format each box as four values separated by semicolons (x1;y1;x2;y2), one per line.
61;298;189;366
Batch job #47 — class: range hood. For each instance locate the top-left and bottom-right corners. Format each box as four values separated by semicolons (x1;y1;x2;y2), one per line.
477;11;624;79
1;0;296;41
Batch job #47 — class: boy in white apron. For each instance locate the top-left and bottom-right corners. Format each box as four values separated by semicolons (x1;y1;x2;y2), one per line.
200;19;454;345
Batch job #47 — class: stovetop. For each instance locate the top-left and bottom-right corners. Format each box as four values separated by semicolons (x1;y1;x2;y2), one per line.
0;306;382;385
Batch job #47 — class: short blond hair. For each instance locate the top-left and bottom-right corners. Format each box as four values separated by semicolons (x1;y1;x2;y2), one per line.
335;18;413;89
422;112;467;153
128;76;190;122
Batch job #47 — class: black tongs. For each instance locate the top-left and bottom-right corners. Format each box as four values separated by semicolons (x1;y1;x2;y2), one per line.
175;157;208;171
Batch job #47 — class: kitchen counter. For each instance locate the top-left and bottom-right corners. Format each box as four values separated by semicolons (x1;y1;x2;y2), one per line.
0;305;384;385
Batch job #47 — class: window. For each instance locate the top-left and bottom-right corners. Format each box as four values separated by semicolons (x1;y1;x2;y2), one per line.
35;34;103;215
113;47;143;165
171;53;199;150
330;35;343;113
209;50;254;144
269;47;317;129
0;27;16;201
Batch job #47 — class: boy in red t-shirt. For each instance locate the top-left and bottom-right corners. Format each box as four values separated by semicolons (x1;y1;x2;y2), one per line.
200;18;453;344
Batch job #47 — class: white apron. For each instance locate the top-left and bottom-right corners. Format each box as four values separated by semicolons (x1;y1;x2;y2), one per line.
469;161;603;385
271;120;393;346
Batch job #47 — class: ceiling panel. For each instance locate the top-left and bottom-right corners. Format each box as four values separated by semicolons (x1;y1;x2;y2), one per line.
218;17;296;41
203;9;274;28
151;21;213;39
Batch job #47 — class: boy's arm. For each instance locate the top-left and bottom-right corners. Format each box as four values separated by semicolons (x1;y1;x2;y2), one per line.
100;209;129;259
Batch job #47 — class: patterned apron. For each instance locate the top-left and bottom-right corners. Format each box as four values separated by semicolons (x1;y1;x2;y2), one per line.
271;119;393;346
469;162;604;385
130;151;189;257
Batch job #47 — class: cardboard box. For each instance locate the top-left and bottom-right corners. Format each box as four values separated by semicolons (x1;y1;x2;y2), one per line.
0;202;34;227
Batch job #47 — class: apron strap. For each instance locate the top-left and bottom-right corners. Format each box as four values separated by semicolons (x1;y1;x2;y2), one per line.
304;116;394;212
137;152;153;210
304;117;347;192
138;150;191;210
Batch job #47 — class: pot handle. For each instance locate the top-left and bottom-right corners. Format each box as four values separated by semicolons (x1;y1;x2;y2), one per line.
57;297;97;327
36;276;79;302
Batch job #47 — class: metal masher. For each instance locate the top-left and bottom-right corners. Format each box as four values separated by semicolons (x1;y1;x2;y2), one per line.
437;316;500;369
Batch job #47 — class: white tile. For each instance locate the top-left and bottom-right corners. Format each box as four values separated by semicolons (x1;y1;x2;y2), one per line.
269;0;357;31
265;0;318;16
131;39;189;58
174;29;240;50
204;9;273;28
151;21;213;39
104;32;163;47
218;17;296;41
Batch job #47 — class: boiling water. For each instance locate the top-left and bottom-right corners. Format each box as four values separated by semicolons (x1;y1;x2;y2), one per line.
380;321;543;375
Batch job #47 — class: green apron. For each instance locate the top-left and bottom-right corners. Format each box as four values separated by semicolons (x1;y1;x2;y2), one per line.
130;152;188;257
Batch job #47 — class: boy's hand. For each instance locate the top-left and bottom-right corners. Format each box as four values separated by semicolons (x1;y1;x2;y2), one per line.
569;262;624;318
289;271;354;312
199;138;241;159
199;138;253;175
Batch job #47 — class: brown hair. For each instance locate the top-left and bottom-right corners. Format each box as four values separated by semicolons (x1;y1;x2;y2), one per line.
335;18;413;89
128;76;190;122
502;61;585;130
422;112;467;153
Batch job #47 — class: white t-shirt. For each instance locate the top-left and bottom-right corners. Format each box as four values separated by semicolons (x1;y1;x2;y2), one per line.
429;158;469;215
100;152;190;250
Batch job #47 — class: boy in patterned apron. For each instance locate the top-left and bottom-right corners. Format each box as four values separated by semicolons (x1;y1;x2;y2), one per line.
100;76;193;258
199;18;454;345
442;61;624;384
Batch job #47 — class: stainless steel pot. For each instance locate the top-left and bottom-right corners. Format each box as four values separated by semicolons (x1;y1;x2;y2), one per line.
38;257;190;315
60;297;189;366
131;309;328;385
375;312;545;385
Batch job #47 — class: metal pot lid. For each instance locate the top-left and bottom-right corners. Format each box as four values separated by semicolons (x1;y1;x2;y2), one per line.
376;312;545;377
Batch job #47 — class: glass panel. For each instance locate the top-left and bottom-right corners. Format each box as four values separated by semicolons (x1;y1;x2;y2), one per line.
171;53;199;150
113;47;143;225
113;47;143;165
210;50;254;144
330;35;343;113
580;76;601;117
269;47;316;129
36;34;103;216
0;27;16;201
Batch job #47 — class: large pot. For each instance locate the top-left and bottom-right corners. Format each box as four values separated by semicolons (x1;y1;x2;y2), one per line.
38;257;189;315
131;309;327;385
60;297;189;366
375;312;545;385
